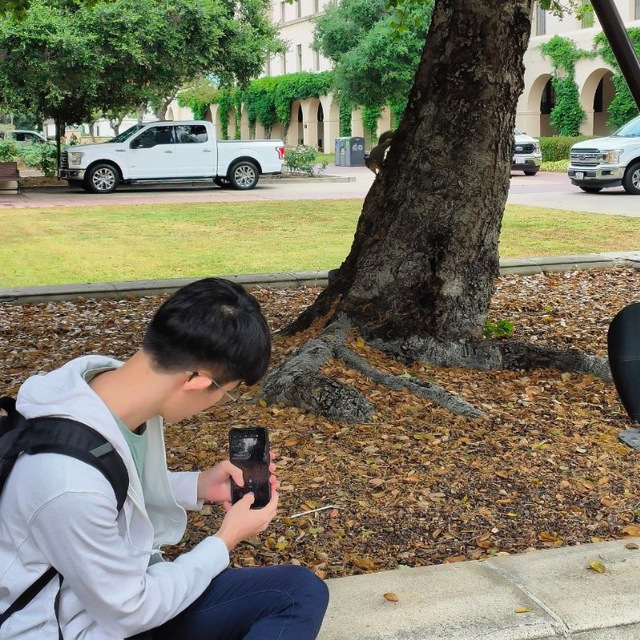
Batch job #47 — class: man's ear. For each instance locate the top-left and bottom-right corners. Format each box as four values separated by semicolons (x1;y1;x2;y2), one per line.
183;374;212;391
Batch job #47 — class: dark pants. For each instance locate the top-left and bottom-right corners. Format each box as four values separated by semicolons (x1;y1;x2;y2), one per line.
149;565;329;640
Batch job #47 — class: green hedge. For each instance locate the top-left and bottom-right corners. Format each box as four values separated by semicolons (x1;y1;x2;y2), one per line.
539;135;591;162
0;140;58;176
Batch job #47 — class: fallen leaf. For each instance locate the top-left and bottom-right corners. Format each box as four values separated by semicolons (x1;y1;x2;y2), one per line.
587;561;606;574
514;607;532;614
383;592;399;602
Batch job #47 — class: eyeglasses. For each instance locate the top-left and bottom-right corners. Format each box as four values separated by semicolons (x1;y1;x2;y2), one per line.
186;371;242;405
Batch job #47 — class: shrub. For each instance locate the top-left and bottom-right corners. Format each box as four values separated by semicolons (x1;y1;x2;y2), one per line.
284;145;326;176
0;141;20;162
0;141;59;177
19;143;58;177
539;136;591;162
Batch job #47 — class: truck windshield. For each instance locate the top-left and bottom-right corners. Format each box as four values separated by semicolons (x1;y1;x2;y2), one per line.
110;124;145;143
612;116;640;138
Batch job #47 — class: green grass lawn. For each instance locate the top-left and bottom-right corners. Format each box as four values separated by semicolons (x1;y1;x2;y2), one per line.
2;201;639;287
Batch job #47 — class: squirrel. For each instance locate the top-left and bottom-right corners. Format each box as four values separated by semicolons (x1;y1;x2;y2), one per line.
365;129;395;175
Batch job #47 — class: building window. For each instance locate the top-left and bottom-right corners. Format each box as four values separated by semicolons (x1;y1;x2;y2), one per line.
281;54;287;75
535;3;546;36
314;49;320;72
296;44;302;72
280;1;285;23
265;57;271;77
581;0;594;28
314;0;320;13
636;0;640;20
296;0;301;18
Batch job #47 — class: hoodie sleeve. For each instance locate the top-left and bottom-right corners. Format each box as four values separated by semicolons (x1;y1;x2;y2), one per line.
169;471;203;511
23;459;229;637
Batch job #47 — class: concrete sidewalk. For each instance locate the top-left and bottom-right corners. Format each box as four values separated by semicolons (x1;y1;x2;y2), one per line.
318;537;640;639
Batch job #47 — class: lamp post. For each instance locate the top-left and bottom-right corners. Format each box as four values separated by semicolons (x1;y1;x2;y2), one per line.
591;0;640;111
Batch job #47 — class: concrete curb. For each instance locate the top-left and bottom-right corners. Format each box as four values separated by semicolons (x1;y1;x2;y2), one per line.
318;537;640;639
2;253;639;305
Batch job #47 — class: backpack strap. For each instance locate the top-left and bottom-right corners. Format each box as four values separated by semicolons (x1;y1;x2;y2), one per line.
0;415;129;629
0;567;58;627
0;396;25;436
25;417;129;512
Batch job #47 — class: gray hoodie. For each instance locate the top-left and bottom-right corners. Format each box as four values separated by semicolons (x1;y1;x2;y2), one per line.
0;355;229;639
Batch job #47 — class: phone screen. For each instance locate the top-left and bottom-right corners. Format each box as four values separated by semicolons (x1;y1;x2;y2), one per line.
229;427;271;509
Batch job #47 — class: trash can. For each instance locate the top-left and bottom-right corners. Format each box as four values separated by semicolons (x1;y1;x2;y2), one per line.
334;137;347;166
344;136;365;167
335;137;365;166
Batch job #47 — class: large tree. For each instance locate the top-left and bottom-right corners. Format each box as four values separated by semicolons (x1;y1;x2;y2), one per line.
312;0;434;109
0;0;281;126
262;0;609;422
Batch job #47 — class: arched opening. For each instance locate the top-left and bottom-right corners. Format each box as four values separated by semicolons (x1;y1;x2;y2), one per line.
317;103;324;151
297;105;304;145
580;69;615;136
539;78;556;136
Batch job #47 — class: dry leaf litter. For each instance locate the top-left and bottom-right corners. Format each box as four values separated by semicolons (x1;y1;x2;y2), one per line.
2;267;640;580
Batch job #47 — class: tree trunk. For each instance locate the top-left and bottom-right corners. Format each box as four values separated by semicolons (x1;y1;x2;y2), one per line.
286;0;533;353
262;1;612;422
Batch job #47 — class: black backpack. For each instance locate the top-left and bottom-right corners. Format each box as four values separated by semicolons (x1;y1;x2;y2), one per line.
0;396;129;630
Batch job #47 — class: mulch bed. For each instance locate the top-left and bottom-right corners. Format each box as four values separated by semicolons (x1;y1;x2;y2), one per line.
2;267;640;579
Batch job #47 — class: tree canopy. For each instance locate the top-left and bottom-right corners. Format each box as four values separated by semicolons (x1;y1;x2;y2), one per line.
0;0;281;125
312;0;434;109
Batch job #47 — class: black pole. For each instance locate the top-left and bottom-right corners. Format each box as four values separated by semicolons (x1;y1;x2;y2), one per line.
590;0;640;112
55;112;61;179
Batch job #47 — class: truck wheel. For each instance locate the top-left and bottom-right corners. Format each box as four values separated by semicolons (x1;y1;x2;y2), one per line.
229;161;259;190
622;162;640;195
86;163;119;194
579;186;603;194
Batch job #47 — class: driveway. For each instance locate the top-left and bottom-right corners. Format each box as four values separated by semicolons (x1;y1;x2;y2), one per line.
1;166;638;216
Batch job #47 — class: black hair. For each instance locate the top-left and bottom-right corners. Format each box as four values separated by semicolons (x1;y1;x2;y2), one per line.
142;278;271;385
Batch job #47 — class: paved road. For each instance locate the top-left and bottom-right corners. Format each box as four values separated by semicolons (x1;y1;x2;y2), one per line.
1;166;638;216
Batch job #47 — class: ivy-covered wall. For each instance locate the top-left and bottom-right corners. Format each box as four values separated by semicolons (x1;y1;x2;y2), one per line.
179;71;336;141
541;28;640;135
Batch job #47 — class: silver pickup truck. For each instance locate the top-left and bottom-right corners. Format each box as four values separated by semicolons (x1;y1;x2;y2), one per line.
568;115;640;195
512;128;542;176
59;120;285;194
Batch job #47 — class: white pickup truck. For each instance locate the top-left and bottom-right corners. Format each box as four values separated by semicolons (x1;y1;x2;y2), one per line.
568;115;640;195
59;120;285;193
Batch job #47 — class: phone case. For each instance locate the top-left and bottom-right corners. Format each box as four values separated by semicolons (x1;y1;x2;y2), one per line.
228;427;271;509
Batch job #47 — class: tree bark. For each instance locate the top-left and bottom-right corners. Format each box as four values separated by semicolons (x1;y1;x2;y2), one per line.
286;0;533;349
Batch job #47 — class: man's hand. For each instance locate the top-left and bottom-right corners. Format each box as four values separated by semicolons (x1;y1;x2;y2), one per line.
197;461;243;503
215;489;280;551
197;455;278;504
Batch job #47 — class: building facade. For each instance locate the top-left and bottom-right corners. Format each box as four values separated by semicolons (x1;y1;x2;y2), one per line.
233;0;639;151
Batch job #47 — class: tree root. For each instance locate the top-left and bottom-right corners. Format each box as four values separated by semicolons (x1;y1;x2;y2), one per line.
260;316;484;422
370;336;611;381
261;313;614;423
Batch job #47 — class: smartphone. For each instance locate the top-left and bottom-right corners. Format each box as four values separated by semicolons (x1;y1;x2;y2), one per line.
229;426;271;509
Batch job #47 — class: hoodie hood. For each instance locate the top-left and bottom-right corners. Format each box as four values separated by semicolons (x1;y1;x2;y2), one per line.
16;354;133;467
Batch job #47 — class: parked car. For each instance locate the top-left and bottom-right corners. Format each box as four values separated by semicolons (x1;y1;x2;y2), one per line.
512;128;542;176
0;129;48;144
568;115;640;195
59;121;286;193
